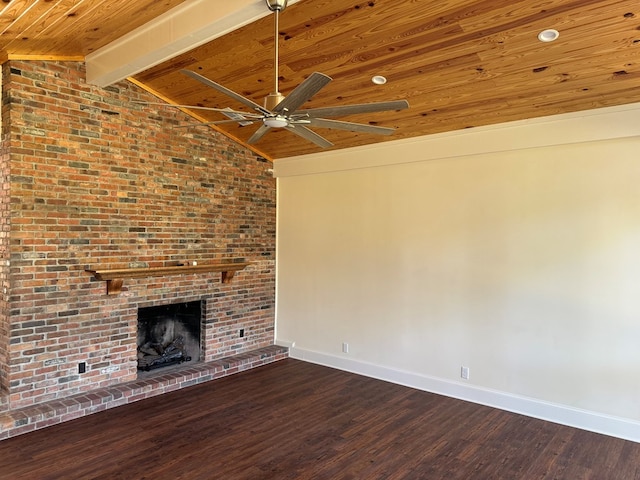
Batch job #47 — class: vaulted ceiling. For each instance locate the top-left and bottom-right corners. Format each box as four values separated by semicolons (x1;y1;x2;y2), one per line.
1;0;639;160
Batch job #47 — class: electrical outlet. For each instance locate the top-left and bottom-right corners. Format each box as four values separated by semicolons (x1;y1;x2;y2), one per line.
461;366;470;380
78;362;86;374
342;342;349;354
239;328;245;338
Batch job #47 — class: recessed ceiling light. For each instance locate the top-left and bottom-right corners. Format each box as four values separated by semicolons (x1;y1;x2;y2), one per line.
538;29;559;42
372;75;387;85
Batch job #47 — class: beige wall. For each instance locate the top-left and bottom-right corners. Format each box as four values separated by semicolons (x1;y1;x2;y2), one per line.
275;104;640;441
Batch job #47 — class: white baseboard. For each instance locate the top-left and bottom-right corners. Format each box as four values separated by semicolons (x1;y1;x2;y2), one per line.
275;339;295;349
289;346;640;443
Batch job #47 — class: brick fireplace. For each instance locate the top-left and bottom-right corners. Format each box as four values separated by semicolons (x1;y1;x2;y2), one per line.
0;60;282;438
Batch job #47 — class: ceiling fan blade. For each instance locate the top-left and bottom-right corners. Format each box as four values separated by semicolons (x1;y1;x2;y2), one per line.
307;118;396;135
181;69;271;115
272;72;332;114
247;124;272;144
174;119;255;129
284;125;333;148
220;108;255;126
133;101;262;118
294;99;409;119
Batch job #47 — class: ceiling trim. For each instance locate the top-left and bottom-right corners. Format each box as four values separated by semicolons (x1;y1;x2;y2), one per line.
7;54;85;62
85;0;301;87
273;102;640;177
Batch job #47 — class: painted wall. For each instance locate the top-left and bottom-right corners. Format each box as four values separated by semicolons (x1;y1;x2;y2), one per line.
275;104;640;442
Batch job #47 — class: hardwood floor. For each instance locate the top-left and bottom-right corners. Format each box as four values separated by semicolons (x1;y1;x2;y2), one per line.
0;359;638;479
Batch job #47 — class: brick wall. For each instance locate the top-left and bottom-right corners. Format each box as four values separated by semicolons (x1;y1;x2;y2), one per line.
0;60;276;409
1;64;11;396
0;122;9;396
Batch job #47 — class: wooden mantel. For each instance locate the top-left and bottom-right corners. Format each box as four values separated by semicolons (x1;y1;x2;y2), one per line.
86;261;250;295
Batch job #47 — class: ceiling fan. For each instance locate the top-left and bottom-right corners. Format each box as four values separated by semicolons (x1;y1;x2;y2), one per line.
160;0;409;148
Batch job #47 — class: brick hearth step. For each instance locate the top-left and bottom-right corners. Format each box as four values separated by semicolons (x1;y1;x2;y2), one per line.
0;345;288;440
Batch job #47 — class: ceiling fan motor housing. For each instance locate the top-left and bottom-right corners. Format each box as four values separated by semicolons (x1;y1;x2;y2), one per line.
264;92;286;111
265;0;287;12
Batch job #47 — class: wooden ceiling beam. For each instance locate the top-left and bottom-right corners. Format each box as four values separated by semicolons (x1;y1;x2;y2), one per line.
85;0;301;87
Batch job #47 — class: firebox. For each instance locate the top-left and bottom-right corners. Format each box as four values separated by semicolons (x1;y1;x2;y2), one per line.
137;301;202;371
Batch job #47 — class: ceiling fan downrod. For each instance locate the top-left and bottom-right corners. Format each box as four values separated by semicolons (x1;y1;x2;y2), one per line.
264;0;288;111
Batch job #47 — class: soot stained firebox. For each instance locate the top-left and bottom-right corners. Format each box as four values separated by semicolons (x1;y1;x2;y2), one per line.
137;301;202;371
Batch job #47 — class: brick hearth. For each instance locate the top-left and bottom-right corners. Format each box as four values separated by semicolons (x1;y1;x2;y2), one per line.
0;345;287;440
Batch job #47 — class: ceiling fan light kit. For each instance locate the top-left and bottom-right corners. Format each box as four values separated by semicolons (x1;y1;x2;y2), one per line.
165;0;408;148
263;116;289;128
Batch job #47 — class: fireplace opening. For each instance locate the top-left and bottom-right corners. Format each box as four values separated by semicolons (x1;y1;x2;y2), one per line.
137;301;201;371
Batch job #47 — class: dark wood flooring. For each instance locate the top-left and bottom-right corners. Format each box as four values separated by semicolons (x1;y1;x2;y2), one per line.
0;359;638;479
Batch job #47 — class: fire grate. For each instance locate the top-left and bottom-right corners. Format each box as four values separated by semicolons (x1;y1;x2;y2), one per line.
137;335;192;371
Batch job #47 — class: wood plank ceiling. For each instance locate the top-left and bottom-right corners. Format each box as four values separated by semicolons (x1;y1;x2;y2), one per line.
0;0;187;59
1;0;639;160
